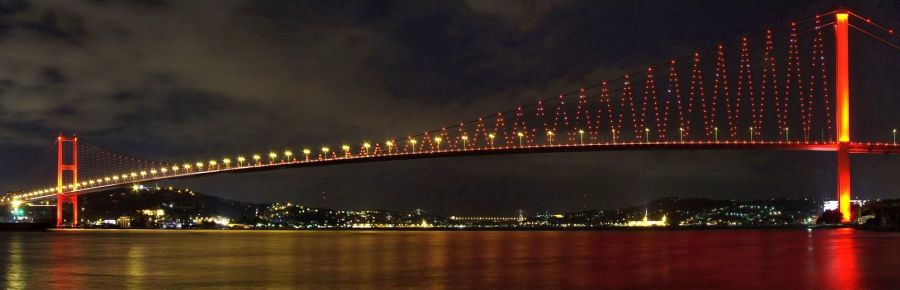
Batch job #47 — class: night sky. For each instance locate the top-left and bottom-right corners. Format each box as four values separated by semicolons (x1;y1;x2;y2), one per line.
1;0;898;215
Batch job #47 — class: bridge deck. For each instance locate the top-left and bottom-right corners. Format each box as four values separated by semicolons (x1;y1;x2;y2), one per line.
10;141;898;202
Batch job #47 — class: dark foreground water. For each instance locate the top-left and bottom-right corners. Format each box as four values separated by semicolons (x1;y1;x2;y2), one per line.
1;228;899;289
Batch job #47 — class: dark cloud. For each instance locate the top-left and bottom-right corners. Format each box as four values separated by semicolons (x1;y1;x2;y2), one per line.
0;0;898;215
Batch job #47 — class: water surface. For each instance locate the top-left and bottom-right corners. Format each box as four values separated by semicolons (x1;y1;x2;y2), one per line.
2;228;898;289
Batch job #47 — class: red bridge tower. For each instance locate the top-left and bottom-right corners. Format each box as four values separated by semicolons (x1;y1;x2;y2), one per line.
56;134;78;227
834;11;851;223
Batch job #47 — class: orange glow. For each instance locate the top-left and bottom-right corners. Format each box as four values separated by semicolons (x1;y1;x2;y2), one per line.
835;13;850;142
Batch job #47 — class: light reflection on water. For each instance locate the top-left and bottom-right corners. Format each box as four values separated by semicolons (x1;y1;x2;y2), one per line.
1;229;898;289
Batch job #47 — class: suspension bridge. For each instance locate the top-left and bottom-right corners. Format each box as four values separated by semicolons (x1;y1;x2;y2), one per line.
2;10;899;227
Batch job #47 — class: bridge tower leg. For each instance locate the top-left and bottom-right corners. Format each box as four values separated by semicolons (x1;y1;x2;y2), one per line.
835;11;851;223
56;134;78;227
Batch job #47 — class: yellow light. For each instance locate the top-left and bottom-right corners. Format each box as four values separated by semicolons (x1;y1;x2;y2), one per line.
461;135;468;141
578;129;585;134
409;139;417;144
140;171;147;176
836;12;848;21
183;163;192;170
517;132;524;137
253;154;261;161
237;156;246;163
130;172;138;177
363;142;371;148
268;152;277;159
302;149;311;155
342;145;350;151
284;150;293;157
10;200;23;208
150;169;157;174
209;160;217;166
488;133;495;138
172;165;179;172
386;141;394;147
321;146;330;153
160;168;168;173
195;162;203;168
434;137;442;143
223;158;231;165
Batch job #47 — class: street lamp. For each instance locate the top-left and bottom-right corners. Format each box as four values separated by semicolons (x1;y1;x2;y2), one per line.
321;146;330;158
784;127;790;142
611;129;617;143
714;127;719;142
578;129;585;144
409;138;417;151
302;149;311;160
363;142;371;155
434;137;442;150
461;135;468;149
237;156;246;166
488;133;495;147
386;140;394;152
342;145;351;156
644;127;650;142
284;150;293;161
223;158;231;168
253;154;261;165
517;132;524;146
679;127;684;142
546;130;554;145
268;152;277;164
893;129;897;144
749;127;754;142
